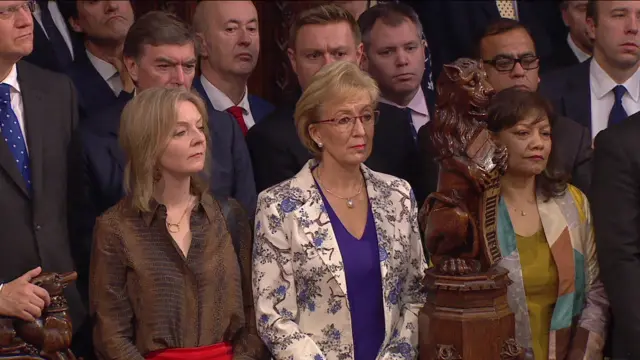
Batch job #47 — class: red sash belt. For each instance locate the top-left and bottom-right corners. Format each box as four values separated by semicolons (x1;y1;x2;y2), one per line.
145;342;232;360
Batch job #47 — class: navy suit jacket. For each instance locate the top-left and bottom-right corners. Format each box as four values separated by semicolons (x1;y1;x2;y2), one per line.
540;59;592;132
192;77;275;125
65;50;133;122
68;94;257;290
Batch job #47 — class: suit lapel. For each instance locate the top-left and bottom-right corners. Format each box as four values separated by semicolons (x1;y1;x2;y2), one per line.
15;62;46;197
292;161;348;296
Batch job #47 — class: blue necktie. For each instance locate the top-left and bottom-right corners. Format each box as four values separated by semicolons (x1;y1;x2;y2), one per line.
608;85;628;126
404;107;418;143
0;84;31;191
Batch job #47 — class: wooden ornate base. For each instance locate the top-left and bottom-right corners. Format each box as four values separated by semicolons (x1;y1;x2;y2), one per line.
419;265;524;360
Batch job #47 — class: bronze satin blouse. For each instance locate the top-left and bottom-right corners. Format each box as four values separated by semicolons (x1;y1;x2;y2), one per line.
89;193;265;360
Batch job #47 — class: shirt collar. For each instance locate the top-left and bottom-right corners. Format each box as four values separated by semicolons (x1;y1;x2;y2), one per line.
86;49;118;82
379;87;428;116
567;33;591;63
1;64;20;93
199;74;250;114
590;58;640;102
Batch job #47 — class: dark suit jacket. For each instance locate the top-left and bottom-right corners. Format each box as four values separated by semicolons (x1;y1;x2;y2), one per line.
540;59;592;131
545;37;583;74
65;50;132;121
248;94;275;124
417;114;592;196
69;97;257;280
408;0;563;79
22;2;83;73
0;61;85;331
191;77;275;125
246;102;429;204
592;114;640;359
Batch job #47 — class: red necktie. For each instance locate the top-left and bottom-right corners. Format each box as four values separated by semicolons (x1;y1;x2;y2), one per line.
226;106;248;136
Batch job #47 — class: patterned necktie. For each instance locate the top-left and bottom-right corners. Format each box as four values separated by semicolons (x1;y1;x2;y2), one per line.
37;0;72;69
404;107;418;143
608;85;628;126
496;0;517;19
0;84;31;191
226;106;248;136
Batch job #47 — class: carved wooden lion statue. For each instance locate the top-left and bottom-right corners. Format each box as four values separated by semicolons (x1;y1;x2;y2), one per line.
0;272;78;360
420;58;508;275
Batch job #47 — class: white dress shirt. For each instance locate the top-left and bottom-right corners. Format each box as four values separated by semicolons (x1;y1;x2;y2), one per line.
1;65;28;151
33;1;75;60
567;34;591;63
589;59;640;139
379;87;430;132
199;75;256;129
86;50;123;96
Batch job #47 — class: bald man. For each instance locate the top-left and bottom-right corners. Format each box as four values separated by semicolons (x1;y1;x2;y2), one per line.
193;0;274;132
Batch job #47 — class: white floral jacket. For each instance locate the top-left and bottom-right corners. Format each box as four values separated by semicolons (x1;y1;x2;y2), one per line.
252;160;428;360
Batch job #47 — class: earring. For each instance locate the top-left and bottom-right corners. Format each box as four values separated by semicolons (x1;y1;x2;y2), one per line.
317;142;323;148
153;166;162;182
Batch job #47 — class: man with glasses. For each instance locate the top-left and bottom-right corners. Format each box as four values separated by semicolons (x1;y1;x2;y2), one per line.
0;0;91;357
477;18;593;193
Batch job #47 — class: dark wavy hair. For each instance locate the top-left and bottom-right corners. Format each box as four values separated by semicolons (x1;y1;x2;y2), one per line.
486;87;569;201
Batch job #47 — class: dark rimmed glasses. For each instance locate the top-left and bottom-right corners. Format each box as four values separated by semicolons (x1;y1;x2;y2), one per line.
314;110;379;133
483;55;540;73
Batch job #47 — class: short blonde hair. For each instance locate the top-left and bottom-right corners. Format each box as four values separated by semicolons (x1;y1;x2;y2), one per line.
294;61;380;157
289;4;361;50
119;87;210;212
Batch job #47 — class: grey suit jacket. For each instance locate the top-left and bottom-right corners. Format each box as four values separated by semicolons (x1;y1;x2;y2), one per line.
0;61;85;330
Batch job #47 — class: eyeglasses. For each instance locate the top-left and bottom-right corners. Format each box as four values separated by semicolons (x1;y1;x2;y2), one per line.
483;55;540;73
0;0;35;21
315;111;379;133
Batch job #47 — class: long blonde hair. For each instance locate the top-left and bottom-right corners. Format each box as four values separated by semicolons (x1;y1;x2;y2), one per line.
119;87;210;212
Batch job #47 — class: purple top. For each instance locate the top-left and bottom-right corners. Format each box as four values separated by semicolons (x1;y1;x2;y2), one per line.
317;183;385;360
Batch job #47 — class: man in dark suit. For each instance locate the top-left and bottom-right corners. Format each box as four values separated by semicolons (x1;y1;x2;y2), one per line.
548;0;592;72
541;0;640;141
58;0;134;120
419;18;593;193
407;0;564;81
22;0;81;72
592;114;640;360
0;0;89;357
192;0;274;132
68;12;257;298
358;3;436;203
247;4;420;196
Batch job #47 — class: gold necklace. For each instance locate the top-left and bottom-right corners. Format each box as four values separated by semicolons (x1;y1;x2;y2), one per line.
166;196;194;233
316;168;364;209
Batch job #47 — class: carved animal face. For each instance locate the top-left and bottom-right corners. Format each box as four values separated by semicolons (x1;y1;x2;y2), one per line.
31;272;77;295
438;58;495;121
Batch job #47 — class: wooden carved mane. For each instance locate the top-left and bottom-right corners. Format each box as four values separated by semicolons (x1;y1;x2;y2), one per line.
419;58;508;275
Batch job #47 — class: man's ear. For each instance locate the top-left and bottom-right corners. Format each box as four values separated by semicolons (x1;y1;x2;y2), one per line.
360;51;369;72
356;42;364;68
123;56;138;83
287;48;297;75
195;33;209;58
68;16;82;33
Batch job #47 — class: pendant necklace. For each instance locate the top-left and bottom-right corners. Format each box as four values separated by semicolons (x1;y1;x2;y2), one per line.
316;168;363;209
166;196;194;233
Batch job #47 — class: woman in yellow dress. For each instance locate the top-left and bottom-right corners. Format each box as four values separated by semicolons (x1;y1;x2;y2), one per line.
488;88;609;359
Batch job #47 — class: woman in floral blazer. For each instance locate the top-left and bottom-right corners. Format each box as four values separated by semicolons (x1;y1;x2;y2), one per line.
252;61;427;360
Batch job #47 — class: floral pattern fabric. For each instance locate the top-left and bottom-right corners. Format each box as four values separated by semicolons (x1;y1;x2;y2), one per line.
252;160;427;360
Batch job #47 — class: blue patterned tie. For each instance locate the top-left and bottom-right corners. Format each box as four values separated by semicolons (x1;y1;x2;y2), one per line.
0;84;31;191
404;107;418;143
608;85;628;126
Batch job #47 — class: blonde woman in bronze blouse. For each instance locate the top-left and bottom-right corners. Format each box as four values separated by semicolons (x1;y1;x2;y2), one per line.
90;88;265;360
